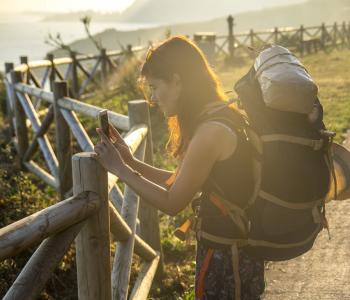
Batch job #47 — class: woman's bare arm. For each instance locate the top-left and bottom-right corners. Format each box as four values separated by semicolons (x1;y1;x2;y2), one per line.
101;122;236;215
105;124;175;187
95;122;236;215
128;157;175;188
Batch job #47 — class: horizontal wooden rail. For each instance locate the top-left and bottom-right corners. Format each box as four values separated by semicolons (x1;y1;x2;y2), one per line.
129;254;160;300
124;124;148;155
14;83;130;131
24;160;58;188
130;253;160;300
0;191;100;260
109;202;157;261
2;221;85;300
56;96;130;131
13;45;149;73
134;235;158;262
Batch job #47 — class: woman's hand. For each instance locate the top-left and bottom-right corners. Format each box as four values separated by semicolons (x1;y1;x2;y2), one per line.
94;128;126;178
108;124;135;166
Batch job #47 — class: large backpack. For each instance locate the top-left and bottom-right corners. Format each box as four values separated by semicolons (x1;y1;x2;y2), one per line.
198;45;334;261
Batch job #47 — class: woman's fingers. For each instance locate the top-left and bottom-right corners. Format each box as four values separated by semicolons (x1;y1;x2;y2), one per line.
94;143;106;155
108;124;124;142
96;128;112;145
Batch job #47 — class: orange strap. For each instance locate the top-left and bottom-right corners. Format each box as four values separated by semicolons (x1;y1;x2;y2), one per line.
209;192;229;216
165;171;177;187
196;248;214;299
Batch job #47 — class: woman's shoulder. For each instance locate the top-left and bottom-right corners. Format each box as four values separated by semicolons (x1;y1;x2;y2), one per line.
194;121;238;161
195;120;237;139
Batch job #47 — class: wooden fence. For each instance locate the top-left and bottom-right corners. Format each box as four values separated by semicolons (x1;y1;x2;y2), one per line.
215;16;350;59
1;58;163;299
4;44;147;102
195;18;350;62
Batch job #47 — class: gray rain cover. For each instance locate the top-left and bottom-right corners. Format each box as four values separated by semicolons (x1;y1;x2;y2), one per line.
254;45;318;114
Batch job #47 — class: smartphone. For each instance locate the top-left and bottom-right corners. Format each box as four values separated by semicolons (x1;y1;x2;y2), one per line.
98;109;109;138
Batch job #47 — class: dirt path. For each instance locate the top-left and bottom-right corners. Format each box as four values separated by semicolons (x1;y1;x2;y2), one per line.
263;139;350;299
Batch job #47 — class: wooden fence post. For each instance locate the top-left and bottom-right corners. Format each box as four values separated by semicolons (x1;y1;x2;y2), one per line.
129;100;164;279
112;166;144;300
341;21;346;48
4;62;14;135
299;25;304;57
112;99;161;299
100;48;108;91
274;27;279;44
53;81;72;201
47;54;55;91
126;44;133;57
333;22;338;48
20;56;30;84
249;29;255;48
70;51;79;99
73;152;111;300
321;23;327;50
227;15;235;63
10;70;28;164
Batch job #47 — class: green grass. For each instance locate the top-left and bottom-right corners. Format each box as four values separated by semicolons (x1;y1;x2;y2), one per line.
217;48;350;143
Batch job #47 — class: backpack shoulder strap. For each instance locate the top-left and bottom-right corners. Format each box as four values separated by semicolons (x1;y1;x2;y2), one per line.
203;115;263;209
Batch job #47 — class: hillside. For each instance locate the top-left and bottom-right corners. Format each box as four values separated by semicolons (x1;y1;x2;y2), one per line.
51;0;350;57
43;0;304;24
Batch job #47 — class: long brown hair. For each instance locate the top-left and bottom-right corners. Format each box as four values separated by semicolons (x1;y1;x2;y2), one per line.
141;36;243;157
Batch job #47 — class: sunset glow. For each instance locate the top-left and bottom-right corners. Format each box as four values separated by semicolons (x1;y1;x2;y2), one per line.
1;0;136;13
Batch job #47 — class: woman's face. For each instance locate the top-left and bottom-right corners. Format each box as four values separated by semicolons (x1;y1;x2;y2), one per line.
146;75;182;117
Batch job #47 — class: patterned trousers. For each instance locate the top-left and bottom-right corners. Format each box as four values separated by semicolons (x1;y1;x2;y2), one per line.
195;241;265;300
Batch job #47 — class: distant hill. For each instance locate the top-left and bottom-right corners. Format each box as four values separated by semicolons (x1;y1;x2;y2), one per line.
43;0;304;24
52;0;350;57
115;0;305;24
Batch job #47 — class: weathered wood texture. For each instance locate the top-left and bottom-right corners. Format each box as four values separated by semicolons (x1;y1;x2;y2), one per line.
15;91;59;178
53;81;72;200
109;202;157;261
24;160;58;188
112;105;147;300
73;153;112;300
129;100;164;278
61;108;94;152
112;183;143;300
2;221;84;300
23;105;54;162
10;71;28;162
129;254;160;300
14;83;130;131
4;63;15;134
0;192;99;260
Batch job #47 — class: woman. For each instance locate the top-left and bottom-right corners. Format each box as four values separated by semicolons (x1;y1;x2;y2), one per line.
94;36;265;299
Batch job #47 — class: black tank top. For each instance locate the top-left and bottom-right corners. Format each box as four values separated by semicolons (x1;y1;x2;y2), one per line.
199;116;255;248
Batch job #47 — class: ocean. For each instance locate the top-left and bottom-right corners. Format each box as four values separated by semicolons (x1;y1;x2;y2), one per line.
0;14;157;71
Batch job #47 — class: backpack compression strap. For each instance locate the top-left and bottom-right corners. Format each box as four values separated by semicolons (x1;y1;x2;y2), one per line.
260;134;324;150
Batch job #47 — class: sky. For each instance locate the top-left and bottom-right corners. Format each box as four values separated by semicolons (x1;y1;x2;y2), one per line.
0;0;136;13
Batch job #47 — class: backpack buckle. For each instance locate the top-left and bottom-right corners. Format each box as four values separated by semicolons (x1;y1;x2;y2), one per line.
311;139;324;150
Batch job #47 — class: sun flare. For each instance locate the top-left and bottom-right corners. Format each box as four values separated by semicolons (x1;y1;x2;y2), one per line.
1;0;136;13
